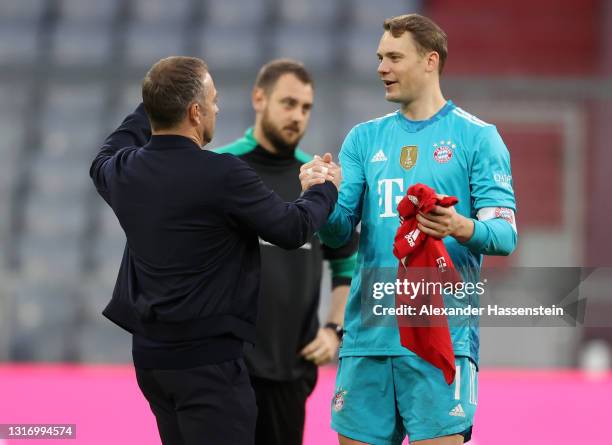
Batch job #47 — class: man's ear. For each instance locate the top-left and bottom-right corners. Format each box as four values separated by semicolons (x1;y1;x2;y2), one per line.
425;51;439;74
252;87;267;113
189;102;201;124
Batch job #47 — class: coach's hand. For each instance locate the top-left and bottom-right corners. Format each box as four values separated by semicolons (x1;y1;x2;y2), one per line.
300;327;340;365
299;153;341;192
416;203;474;243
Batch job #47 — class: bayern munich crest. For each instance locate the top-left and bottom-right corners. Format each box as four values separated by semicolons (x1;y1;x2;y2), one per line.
495;207;515;224
333;389;348;412
433;140;456;163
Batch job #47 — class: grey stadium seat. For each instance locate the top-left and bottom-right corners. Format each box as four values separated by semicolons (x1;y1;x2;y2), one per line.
51;24;113;67
131;0;192;25
204;0;266;27
278;0;340;26
199;25;261;71
56;0;120;25
123;25;188;70
272;25;335;70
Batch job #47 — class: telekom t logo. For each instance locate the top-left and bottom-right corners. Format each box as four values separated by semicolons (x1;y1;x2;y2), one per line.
377;178;405;218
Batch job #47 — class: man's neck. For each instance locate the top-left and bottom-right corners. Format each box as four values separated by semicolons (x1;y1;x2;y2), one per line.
400;86;447;121
153;126;203;148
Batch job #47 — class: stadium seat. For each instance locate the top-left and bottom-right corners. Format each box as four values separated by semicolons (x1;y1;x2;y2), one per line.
56;0;120;25
351;0;422;27
273;25;334;70
123;25;188;70
0;0;46;25
278;0;340;26
343;28;381;75
23;195;86;241
131;0;192;25
44;82;106;124
51;24;113;67
341;85;396;130
198;25;261;71
0;23;39;65
204;0;266;27
75;319;132;363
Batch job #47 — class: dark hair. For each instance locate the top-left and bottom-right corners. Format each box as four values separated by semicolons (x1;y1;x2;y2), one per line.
142;56;208;130
383;14;448;75
254;58;313;94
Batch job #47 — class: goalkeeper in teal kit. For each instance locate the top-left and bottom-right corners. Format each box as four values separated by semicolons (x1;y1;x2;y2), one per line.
305;14;518;445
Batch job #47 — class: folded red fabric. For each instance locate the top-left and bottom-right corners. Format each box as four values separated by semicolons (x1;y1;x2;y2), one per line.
392;183;460;385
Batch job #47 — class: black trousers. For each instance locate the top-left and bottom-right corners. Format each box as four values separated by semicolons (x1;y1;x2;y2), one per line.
136;358;257;445
250;373;317;445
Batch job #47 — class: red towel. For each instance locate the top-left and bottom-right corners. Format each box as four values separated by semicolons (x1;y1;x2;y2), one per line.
392;183;461;385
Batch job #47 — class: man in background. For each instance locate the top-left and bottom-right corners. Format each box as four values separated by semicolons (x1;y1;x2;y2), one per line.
90;56;340;445
215;59;358;445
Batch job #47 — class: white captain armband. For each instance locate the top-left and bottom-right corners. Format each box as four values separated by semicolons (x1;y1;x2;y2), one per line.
476;207;517;233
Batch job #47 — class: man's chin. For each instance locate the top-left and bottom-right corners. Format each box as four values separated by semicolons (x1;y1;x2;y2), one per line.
384;93;402;103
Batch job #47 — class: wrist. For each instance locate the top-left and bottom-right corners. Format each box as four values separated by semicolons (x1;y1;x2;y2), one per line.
452;216;474;243
324;322;343;341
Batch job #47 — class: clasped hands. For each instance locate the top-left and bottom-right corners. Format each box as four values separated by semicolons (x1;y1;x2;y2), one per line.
299;153;342;192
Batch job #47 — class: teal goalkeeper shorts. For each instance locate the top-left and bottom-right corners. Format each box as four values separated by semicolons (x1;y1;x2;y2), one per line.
331;355;477;444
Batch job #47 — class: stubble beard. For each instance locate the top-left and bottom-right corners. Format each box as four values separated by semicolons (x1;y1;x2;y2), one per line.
261;109;302;155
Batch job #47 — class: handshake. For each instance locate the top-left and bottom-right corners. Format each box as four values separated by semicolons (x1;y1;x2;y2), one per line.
299;153;342;192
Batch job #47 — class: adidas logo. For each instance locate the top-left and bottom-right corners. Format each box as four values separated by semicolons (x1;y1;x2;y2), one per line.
370;150;387;163
449;403;466;417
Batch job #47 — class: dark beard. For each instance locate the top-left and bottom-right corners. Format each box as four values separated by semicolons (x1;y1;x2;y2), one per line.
261;113;300;155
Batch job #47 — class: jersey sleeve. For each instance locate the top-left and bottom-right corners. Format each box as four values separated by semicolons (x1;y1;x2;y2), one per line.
317;126;366;248
321;232;359;288
469;125;516;211
464;126;518;255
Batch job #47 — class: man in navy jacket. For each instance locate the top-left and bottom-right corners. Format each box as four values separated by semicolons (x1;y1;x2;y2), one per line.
89;56;340;445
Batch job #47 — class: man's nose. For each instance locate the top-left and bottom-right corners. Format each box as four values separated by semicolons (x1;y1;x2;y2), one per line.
377;60;389;74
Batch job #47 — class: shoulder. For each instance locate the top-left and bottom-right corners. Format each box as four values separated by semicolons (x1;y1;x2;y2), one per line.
205;150;251;169
343;111;397;146
448;105;504;147
355;111;397;133
294;148;313;164
449;105;498;137
212;128;257;157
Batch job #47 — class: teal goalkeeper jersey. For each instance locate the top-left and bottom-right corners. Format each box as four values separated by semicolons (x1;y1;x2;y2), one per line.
318;100;517;364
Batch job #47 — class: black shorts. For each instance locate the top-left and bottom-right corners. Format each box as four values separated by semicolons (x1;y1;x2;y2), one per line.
136;358;257;445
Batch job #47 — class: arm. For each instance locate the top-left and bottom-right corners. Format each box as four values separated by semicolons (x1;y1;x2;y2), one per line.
317;127;366;248
465;125;518;255
462;214;517;256
89;104;151;203
323;232;359;323
301;233;359;365
224;159;338;249
416;125;518;256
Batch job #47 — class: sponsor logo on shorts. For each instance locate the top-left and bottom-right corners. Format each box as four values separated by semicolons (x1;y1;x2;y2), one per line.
332;389;348;412
449;403;466;417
